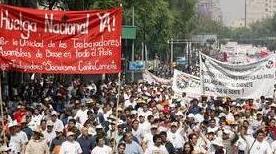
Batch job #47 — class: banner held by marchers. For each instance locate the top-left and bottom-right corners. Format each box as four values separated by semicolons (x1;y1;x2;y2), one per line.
0;4;122;74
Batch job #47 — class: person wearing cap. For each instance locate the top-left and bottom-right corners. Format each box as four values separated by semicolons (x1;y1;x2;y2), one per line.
50;130;65;154
251;111;264;131
74;103;88;126
25;128;49;154
209;138;225;154
13;104;27;123
43;120;57;146
167;122;185;153
8;120;28;154
145;134;168;154
221;128;235;154
50;111;64;133
59;131;82;154
76;127;94;154
91;135;112;154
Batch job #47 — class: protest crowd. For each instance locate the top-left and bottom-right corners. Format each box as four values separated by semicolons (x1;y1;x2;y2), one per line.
1;1;276;154
0;76;275;154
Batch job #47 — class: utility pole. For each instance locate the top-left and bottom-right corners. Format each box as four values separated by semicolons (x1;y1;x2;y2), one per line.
131;7;135;81
170;38;174;64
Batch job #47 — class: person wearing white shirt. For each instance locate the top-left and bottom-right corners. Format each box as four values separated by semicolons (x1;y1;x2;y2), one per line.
180;92;190;107
143;124;159;149
132;119;144;144
124;96;137;109
59;132;82;154
91;135;112;154
9;122;28;154
50;111;64;132
248;130;272;154
31;108;43;129
139;115;151;134
74;104;88;125
271;140;276;154
207;119;219;133
234;125;254;154
138;104;152;118
43;120;57;145
167;122;185;152
145;134;168;154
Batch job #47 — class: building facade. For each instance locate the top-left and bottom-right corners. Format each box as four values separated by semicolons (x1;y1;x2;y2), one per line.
196;0;223;22
246;0;276;26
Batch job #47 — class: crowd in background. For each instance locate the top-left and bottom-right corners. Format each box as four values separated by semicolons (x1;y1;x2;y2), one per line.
0;76;276;154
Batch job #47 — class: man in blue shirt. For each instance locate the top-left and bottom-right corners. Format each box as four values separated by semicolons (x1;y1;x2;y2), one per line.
123;131;144;154
77;127;94;154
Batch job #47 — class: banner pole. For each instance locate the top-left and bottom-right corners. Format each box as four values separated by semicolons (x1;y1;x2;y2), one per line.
199;53;205;95
0;72;6;146
114;72;121;152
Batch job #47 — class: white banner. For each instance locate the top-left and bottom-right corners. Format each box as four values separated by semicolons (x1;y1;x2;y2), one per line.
142;70;171;85
172;69;201;97
200;53;276;99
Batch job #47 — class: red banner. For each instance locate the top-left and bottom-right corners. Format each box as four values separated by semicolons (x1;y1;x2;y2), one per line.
0;4;122;74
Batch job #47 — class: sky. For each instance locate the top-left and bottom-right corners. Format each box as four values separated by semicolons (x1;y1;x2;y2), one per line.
220;0;244;26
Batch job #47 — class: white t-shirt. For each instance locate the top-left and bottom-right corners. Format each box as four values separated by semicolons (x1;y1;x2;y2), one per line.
145;145;169;154
59;141;82;154
249;140;272;154
91;145;112;154
143;133;154;148
53;119;64;132
139;121;151;134
31;114;43;129
167;131;185;149
132;127;144;143
235;136;249;151
74;109;88;125
124;100;137;108
43;130;56;145
9;131;28;153
271;140;276;154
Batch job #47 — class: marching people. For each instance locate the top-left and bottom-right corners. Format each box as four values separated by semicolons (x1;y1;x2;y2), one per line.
8;120;28;154
49;130;65;154
59;131;83;154
25;128;49;154
0;77;276;154
144;134;168;154
117;142;126;154
91;135;112;154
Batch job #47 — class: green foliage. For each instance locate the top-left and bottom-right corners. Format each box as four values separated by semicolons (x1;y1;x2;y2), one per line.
229;15;276;50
